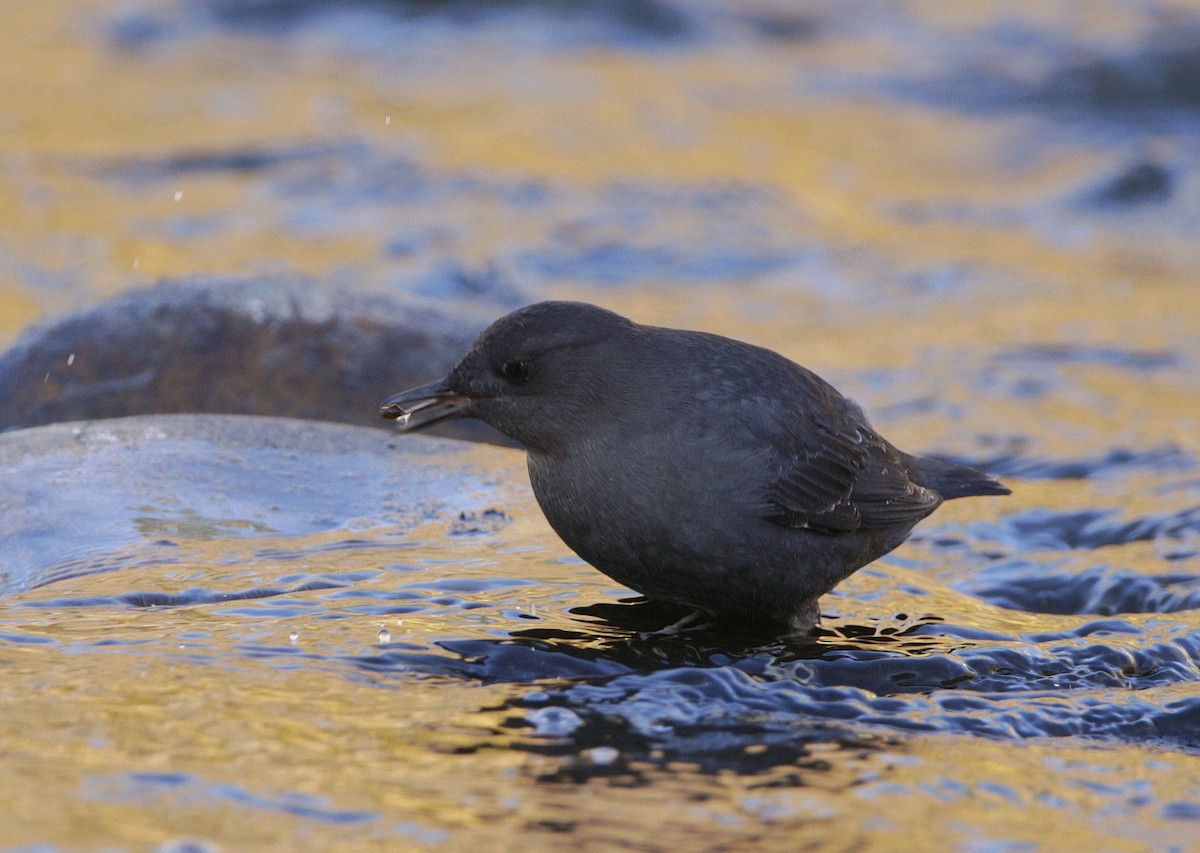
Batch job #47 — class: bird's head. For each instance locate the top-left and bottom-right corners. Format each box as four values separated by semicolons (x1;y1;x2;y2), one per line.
381;301;638;452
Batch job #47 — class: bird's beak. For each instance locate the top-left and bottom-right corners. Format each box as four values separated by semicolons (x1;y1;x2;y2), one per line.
379;378;470;431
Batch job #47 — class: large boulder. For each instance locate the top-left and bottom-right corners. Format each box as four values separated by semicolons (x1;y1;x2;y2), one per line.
0;277;506;443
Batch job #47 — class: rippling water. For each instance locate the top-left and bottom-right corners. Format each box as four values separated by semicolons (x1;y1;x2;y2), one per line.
4;1;1200;851
3;410;1199;851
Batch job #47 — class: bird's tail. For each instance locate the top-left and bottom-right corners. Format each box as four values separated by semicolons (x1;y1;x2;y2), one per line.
911;455;1011;500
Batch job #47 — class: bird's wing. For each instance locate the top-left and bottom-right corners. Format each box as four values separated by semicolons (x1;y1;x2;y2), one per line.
680;331;942;535
758;391;942;535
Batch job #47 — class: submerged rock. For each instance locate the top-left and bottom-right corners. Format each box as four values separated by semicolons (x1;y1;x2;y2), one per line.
0;277;506;443
0;413;525;596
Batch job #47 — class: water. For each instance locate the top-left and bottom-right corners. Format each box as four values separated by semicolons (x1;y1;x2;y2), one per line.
3;1;1200;850
3;412;1198;851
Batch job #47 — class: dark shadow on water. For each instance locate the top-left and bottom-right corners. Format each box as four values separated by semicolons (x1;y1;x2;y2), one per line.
112;0;697;46
507;692;894;782
22;579;348;611
964;563;1200;615
340;591;1200;760
345;595;966;687
971;505;1200;552
931;445;1196;481
994;344;1181;371
21;562;1200;764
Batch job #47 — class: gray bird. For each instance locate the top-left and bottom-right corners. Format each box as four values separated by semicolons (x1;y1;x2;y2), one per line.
381;301;1009;633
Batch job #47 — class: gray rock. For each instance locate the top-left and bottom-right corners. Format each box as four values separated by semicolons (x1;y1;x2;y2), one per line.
0;413;525;596
0;277;507;444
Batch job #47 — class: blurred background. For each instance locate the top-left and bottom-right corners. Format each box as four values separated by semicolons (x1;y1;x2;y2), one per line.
5;1;1199;357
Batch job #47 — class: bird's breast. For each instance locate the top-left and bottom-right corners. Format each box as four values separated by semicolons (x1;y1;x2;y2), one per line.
525;437;772;567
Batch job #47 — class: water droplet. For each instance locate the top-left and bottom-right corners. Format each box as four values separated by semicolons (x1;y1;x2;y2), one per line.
173;190;183;201
378;626;391;644
289;631;299;645
587;746;620;766
67;353;75;367
385;115;392;125
526;706;583;737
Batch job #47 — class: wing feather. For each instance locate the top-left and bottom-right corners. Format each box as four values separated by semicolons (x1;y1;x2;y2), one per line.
759;389;941;535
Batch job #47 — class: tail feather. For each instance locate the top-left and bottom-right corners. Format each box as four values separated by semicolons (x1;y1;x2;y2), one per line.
911;454;1011;500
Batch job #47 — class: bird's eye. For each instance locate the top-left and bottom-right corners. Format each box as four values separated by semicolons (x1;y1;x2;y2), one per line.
498;359;532;383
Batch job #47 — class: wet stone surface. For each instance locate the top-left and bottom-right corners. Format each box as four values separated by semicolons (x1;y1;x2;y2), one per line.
0;278;507;444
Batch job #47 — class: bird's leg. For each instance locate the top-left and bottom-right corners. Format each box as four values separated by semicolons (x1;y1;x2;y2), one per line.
638;608;710;639
787;600;822;636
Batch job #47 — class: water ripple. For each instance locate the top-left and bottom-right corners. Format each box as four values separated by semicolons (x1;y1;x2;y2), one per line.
970;505;1200;551
964;563;1200;615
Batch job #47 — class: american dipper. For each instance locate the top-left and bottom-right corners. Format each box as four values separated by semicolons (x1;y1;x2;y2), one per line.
381;301;1009;632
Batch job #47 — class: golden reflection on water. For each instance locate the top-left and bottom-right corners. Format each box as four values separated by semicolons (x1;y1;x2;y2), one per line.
5;597;1199;853
4;0;1200;362
3;465;1198;850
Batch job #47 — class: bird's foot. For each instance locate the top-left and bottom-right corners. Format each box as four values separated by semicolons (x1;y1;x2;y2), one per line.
786;601;822;636
637;608;710;640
